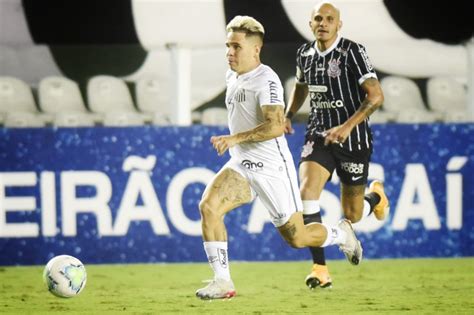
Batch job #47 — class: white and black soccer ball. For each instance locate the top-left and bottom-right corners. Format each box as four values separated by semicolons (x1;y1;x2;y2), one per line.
43;255;87;298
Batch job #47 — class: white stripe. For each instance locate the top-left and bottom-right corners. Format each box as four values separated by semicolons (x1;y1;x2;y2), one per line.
358;73;378;85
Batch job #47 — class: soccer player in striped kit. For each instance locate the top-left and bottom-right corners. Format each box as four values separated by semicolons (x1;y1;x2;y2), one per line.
196;15;363;300
284;2;390;289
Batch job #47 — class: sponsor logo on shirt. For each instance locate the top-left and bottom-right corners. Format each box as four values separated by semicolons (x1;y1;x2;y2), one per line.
267;80;281;103
308;85;328;93
241;159;264;171
336;47;348;57
311;93;344;109
359;47;374;71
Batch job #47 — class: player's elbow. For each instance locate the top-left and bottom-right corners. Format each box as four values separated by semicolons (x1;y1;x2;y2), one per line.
270;121;285;138
368;91;384;110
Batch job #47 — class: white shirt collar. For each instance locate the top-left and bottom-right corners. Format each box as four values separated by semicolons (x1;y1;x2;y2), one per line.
236;63;263;80
314;33;342;57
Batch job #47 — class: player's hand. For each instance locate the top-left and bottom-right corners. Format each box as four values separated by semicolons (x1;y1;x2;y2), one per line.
323;125;351;146
210;135;237;156
284;118;295;135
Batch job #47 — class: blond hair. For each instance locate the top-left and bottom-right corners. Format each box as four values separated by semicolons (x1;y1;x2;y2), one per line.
226;15;265;41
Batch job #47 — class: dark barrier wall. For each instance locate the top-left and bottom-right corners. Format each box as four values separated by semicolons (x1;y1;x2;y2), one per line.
0;124;473;265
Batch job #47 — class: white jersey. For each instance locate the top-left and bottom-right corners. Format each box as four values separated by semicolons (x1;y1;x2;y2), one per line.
225;64;291;165
223;64;302;226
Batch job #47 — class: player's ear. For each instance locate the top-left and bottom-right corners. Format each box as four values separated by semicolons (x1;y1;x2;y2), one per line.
255;44;261;55
337;20;343;31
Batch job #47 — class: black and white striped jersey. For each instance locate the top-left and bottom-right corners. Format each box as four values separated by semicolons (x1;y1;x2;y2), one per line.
295;34;378;152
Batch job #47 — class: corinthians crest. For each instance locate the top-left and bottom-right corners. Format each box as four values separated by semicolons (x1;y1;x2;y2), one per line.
327;59;341;78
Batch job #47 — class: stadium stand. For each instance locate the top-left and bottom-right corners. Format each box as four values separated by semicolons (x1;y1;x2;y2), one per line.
380;76;441;123
103;111;146;127
87;75;136;115
201;107;228;126
427;76;472;122
38;76;100;125
0;76;37;113
3;111;45;128
53;111;95;127
135;77;167;122
38;76;87;113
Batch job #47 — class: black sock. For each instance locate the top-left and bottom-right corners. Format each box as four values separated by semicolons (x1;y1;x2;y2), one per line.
303;212;326;266
364;192;381;215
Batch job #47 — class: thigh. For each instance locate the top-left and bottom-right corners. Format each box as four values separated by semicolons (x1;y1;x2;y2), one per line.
299;136;336;199
299;161;332;200
251;166;302;227
202;167;252;214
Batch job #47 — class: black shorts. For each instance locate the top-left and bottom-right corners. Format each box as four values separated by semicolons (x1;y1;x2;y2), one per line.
299;135;371;186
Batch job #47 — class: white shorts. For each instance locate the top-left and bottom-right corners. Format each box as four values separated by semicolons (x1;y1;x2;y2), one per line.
223;156;302;227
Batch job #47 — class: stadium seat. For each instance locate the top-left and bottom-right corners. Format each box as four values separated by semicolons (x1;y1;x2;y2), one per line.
396;109;438;123
53;111;95;127
3;111;45;128
103;111;146;126
369;109;396;123
87;75;136;114
39;76;88;113
426;76;472;122
0;76;37;113
380;76;441;122
201;107;228;126
135;77;167;122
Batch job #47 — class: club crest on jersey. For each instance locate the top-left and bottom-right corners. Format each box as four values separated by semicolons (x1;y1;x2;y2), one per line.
327;59;341;78
301;141;314;158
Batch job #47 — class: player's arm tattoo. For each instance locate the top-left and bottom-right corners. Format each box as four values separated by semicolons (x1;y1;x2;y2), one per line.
359;78;383;118
233;105;285;144
359;99;378;118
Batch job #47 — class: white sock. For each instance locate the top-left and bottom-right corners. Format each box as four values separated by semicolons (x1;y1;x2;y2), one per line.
320;223;347;247
362;200;371;218
203;241;231;281
302;200;320;215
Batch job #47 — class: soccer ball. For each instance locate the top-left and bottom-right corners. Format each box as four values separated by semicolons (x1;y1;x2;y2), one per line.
43;255;87;298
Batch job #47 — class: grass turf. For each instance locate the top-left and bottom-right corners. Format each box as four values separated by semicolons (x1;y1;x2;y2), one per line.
0;258;473;314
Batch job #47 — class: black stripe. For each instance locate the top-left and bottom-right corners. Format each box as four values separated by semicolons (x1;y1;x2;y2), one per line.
23;0;140;44
223;0;305;43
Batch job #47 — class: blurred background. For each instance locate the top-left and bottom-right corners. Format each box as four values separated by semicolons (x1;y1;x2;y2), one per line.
0;0;472;266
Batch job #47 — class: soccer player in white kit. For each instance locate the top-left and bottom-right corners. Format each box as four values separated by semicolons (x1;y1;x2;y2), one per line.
196;15;363;300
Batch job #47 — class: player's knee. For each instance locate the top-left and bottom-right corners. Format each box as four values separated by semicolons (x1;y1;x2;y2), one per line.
344;207;363;223
199;199;221;220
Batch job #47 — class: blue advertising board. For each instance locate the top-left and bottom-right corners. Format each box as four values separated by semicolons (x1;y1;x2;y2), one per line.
0;124;473;265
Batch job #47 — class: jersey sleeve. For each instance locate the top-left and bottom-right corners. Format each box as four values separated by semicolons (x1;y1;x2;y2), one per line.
347;43;378;85
295;45;306;84
255;71;285;107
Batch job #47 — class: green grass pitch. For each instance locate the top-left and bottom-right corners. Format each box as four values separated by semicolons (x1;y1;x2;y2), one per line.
1;258;473;314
